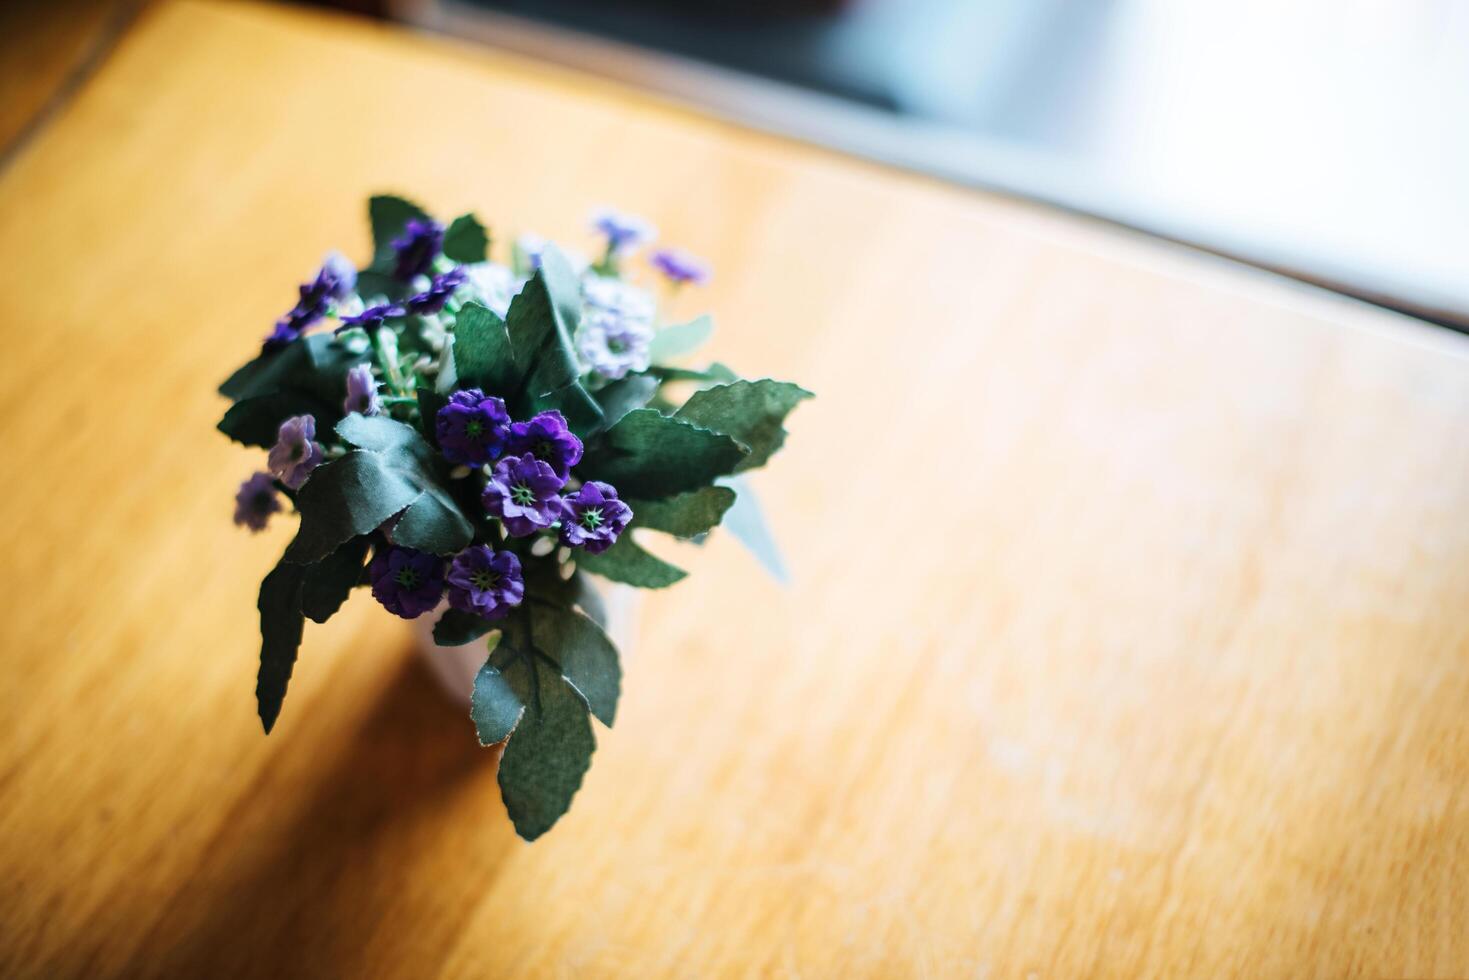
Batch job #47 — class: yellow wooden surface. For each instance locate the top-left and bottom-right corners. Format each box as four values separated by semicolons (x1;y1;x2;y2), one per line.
2;2;1468;976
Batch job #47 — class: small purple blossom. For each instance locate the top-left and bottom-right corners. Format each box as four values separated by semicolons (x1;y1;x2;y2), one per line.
578;309;653;380
405;266;468;314
262;319;303;352
516;233;549;272
650;248;711;286
369;546;445;619
507;411;583;480
308;250;357;304
267;414;322;490
590;207;656;256
343;364;380;416
435;388;510;466
263;252;359;350
558;481;632;554
446;546;525;620
483;453;565;537
232;471;281;532
391;217;444;281
337;302;405;333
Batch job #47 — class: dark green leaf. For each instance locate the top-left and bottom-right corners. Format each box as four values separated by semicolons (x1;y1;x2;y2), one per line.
471;644;525;745
531;603;621;727
648;315;713;363
218;391;335;448
392;487;475;555
443;213;490;264
674;379;813;473
577;533;687;589
369;194;430;271
219;333;361;404
497;652;596;840
326;416;474;556
417;387;447;446
336;413;429;457
594;374;659;428
353;269;411;303
434;608;499;647
505;245;582;398
647;362;740;385
284;451;421;564
300;537;369;623
256;560;307;734
629;486;736;538
719;475;789;583
452;301;518;396
579;409;746;499
527;381;605;439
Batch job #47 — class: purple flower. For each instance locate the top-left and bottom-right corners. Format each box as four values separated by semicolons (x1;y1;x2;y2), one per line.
516;233;548;272
446;546;524;620
558;481;632;554
435;388;510;466
262;318;303;352
263;252;359;350
267;414;322;490
337;302;405;333
590;208;655;255
343;364;380;416
577;308;653;380
650;248;711;286
369;546;445;619
392;217;444;281
483;453;565;537
232;471;281;532
405;266;468;314
507;411;583;480
314;250;358;301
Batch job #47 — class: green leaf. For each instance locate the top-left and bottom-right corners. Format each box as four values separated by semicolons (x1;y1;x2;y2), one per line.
218;391;334;448
284;451;421;564
354;269;411;303
452;301;518;396
647;362;740;386
527;381;605;439
256;560;307;734
416;387;447;446
219;333;361;404
629;486;736;538
594;374;659;428
318;416;474;556
674;379;813;473
300;537;369;623
434;608;499;647
443;213;490;264
648;315;713;363
369;194;430;271
505;244;582;398
392;487;475;555
531;602;621;727
497;651;596;840
335;413;427;455
471;645;525;745
579;409;746;499
577;533;687;589
719;475;789;583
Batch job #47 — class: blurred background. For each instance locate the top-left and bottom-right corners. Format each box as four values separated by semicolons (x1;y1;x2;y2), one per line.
6;0;1466;327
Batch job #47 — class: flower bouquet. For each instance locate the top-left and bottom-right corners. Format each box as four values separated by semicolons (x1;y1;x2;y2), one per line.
219;196;809;839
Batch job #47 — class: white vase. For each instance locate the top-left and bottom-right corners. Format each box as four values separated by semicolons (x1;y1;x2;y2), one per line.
412;584;639;706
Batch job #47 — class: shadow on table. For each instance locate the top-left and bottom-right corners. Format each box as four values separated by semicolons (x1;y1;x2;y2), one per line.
131;650;512;978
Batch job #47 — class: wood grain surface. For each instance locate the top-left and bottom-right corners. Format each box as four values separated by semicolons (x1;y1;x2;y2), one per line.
1;2;1466;976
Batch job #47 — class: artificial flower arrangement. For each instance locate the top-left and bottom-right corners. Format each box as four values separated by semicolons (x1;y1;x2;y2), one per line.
219;196;809;839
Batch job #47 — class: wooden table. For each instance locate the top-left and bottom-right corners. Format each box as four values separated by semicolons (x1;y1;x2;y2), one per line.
2;3;1466;976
